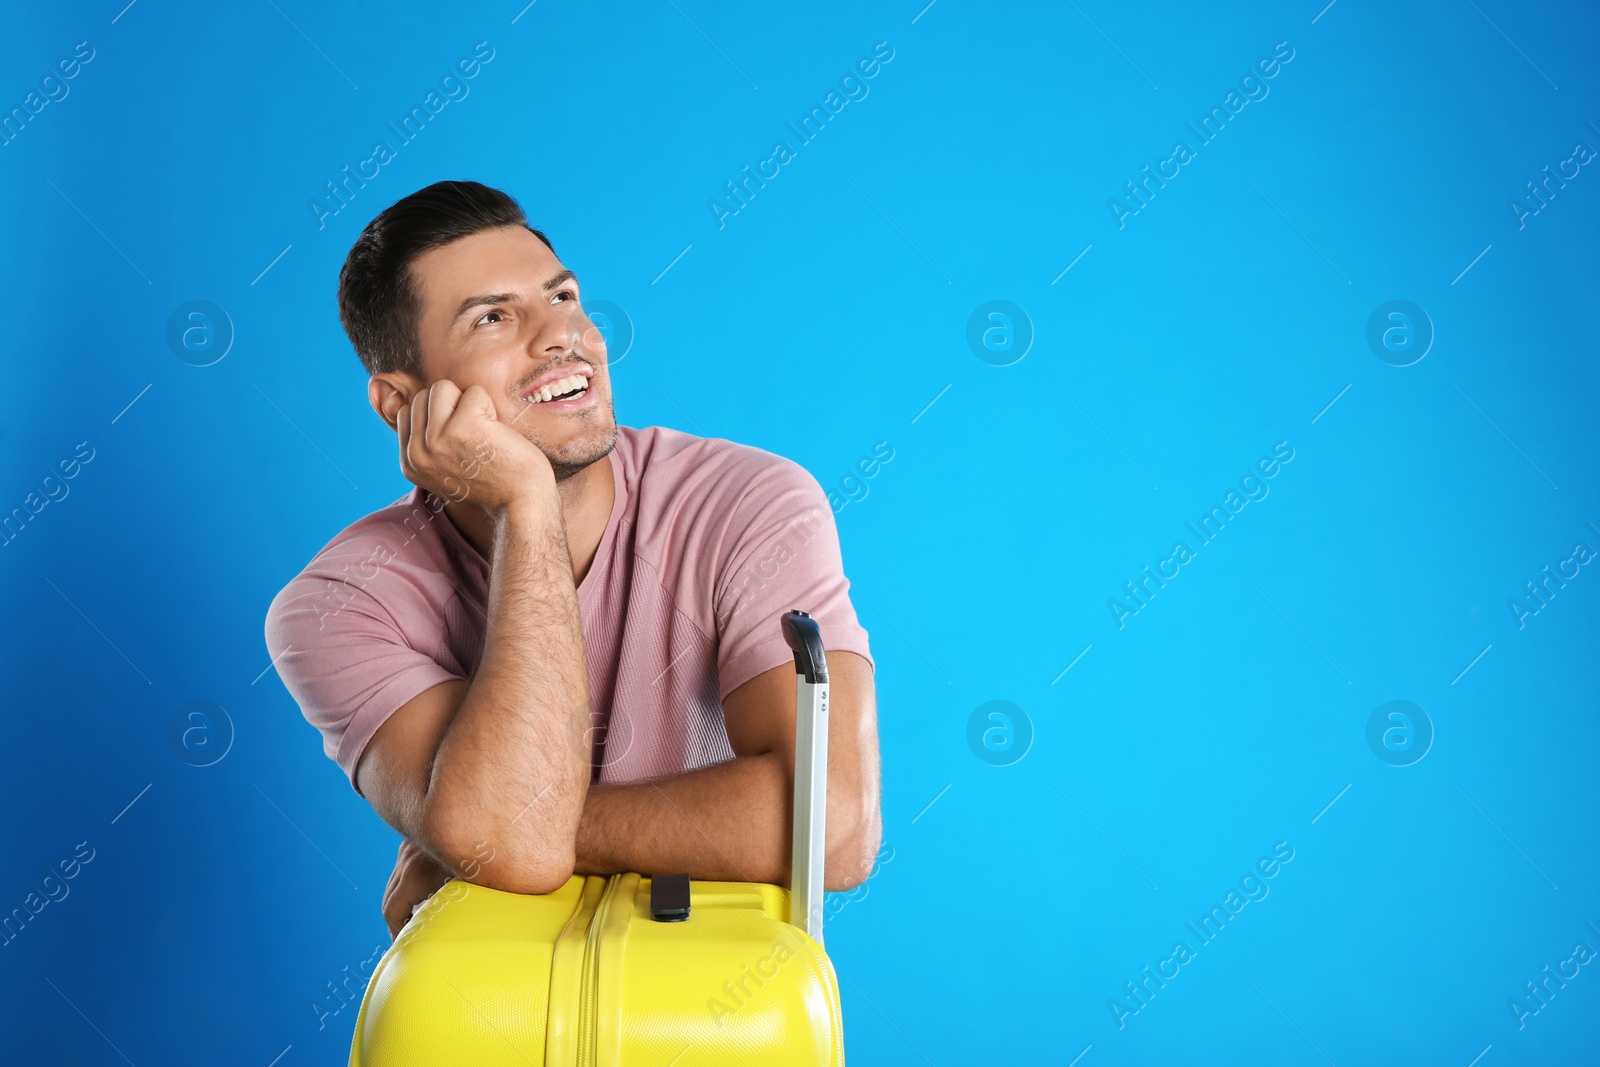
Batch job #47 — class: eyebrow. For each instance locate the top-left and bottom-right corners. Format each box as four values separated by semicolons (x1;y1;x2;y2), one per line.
450;270;578;327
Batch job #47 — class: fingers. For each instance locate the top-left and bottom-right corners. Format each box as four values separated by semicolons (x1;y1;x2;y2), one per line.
398;402;429;488
381;841;407;938
454;383;497;425
381;838;455;941
398;382;460;487
383;875;419;941
400;389;432;484
423;380;463;451
411;384;435;457
413;381;486;455
392;379;539;507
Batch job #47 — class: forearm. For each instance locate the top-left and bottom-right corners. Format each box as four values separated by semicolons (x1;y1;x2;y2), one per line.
421;501;592;891
575;753;791;884
573;751;880;889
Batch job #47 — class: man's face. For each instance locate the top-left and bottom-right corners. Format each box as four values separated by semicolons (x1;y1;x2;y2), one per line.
406;224;617;481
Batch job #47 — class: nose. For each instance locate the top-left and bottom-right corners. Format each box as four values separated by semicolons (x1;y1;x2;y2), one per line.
532;300;583;356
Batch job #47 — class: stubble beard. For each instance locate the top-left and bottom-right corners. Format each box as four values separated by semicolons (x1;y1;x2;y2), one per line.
536;403;619;483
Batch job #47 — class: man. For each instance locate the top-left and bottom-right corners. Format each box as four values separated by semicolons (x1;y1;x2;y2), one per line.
264;180;882;938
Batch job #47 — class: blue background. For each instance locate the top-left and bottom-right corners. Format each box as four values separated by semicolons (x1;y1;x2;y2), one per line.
3;0;1597;1063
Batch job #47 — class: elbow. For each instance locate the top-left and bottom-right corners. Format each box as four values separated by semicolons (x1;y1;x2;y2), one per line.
442;837;576;897
822;789;882;892
495;850;577;896
422;810;577;897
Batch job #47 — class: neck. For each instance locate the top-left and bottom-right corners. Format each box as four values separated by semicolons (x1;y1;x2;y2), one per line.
443;453;615;586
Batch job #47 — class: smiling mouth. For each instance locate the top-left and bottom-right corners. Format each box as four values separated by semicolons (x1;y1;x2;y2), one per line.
522;372;591;405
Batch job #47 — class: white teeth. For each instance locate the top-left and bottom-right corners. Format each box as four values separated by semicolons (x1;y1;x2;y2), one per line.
527;374;589;403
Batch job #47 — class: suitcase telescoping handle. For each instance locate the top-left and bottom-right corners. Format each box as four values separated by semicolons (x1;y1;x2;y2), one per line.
781;609;829;945
648;610;831;942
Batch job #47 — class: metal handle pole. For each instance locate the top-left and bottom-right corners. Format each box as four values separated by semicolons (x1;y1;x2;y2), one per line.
781;610;829;944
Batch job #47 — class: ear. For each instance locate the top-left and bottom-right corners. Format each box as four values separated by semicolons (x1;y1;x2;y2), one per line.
370;373;422;431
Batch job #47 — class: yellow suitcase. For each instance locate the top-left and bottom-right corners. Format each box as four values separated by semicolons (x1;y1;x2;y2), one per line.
349;611;845;1065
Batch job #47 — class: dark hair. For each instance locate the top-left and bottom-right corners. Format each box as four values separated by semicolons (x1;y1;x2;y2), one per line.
337;180;555;378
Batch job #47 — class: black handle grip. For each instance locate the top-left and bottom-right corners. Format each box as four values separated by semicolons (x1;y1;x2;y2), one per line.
650;872;690;922
781;610;829;684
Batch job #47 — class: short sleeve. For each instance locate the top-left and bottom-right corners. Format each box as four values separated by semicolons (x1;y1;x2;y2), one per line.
712;457;874;700
265;564;462;795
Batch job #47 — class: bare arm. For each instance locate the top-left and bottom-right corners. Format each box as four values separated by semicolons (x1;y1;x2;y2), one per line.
421;502;591;889
362;381;881;928
572;650;881;890
357;381;592;895
377;651;881;936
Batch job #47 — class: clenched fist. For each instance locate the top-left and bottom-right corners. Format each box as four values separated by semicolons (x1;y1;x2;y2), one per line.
382;837;455;940
396;380;558;516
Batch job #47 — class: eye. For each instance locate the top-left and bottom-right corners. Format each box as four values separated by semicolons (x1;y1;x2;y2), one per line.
474;309;506;327
552;288;577;305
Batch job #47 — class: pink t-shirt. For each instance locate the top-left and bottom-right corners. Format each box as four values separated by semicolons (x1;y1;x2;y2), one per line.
264;423;873;795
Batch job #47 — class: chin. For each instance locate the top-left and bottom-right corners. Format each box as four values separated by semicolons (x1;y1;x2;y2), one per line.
547;420;618;482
